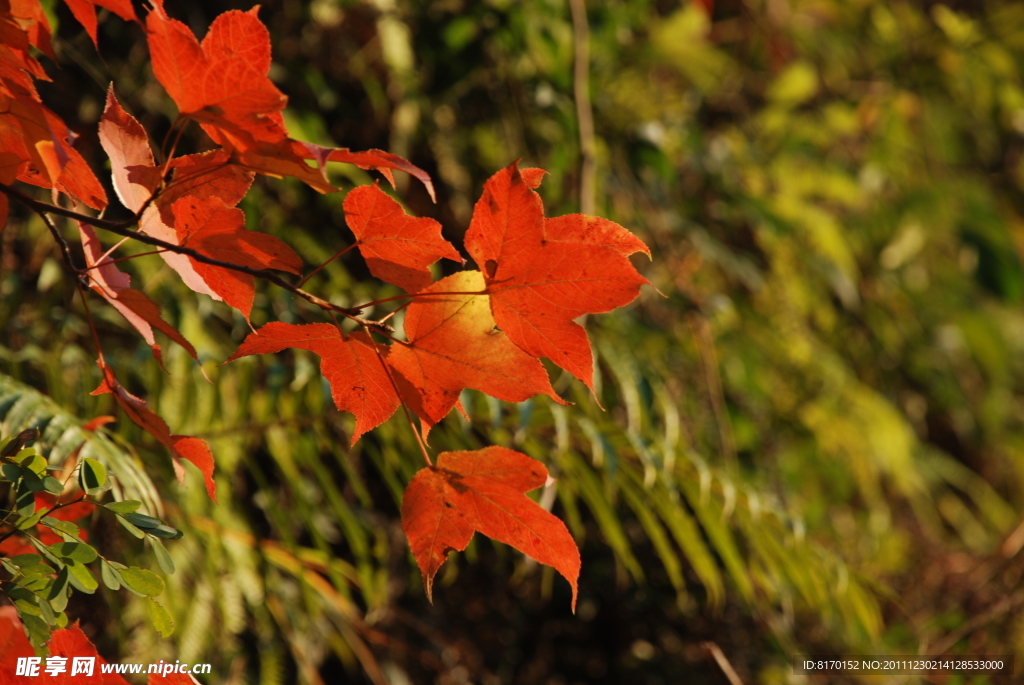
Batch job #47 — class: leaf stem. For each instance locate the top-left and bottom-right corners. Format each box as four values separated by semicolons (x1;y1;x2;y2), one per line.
0;497;88;547
82;249;170;272
358;323;433;467
298;243;358;287
352;290;487;311
76;279;107;365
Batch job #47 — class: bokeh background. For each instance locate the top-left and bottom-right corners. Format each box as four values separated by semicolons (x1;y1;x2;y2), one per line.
4;0;1024;683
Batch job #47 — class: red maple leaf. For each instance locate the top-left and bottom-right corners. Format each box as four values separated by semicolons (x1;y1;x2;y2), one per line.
344;183;462;293
7;0;54;59
0;88;107;210
63;0;137;49
388;270;566;428
79;222;198;370
46;621;130;684
91;360;217;501
402;447;580;609
224;322;400;445
172;195;302;318
144;3;434;198
0;3;50;95
0;612;130;684
464;163;649;390
97;87;158;214
0;607;35;683
131;149;255;302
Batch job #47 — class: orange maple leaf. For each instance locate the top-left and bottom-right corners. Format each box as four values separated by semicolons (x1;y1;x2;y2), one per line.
224;322;400;445
465;163;649;390
344;183;462;292
402;447;580;610
172;196;302;319
91;360;217;501
389;270;567;428
98;87;159;213
144;3;434;198
63;0;137;49
79;222;198;371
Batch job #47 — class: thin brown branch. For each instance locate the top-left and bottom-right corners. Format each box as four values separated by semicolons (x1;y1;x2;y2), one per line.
0;183;135;232
297;243;358;287
76;280;106;363
359;322;433;467
38;211;81;274
569;0;596;215
353;290;487;311
0;497;89;547
1;183;385;327
82;249;169;272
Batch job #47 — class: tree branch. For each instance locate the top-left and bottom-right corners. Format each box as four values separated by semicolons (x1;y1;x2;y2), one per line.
0;182;386;327
38;211;81;274
0;183;135;232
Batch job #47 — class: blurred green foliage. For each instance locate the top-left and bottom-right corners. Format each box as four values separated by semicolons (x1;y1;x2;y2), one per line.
5;0;1024;683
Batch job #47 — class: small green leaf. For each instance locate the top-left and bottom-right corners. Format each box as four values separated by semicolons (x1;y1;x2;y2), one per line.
99;559;121;591
37;595;56;625
151;539;175;575
21;614;49;645
49;520;82;539
49;566;69;602
53;542;98;564
79;458;108;495
104;500;141;515
6;585;33;602
14;598;42;617
119;566;164;597
21;453;46;476
1;559;18;575
21;470;45;493
124;513;163;529
65;560;98;594
42;476;63;495
1;463;22;480
22;576;48;593
16;484;35;515
148;598;174;637
10;554;42;567
16;511;45;530
148;524;184;540
50;591;68;614
22;577;48;593
116;516;146;539
18;563;55;578
28;540;62;568
54;612;67;629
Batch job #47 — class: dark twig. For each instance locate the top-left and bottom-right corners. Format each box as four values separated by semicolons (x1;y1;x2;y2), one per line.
38;212;81;274
1;183;385;327
0;183;136;232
